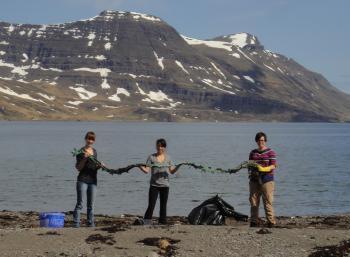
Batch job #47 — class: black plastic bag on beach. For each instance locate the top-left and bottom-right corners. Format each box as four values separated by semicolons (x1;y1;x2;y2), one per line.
188;195;248;225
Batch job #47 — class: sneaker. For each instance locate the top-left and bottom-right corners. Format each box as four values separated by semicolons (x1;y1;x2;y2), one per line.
250;222;259;227
133;218;144;225
143;219;152;225
266;222;275;228
73;223;80;228
87;223;95;228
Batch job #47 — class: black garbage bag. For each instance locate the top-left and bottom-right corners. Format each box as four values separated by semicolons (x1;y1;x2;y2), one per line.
188;195;248;225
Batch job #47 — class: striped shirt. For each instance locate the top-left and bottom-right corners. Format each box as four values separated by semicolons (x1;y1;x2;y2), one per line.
249;148;277;183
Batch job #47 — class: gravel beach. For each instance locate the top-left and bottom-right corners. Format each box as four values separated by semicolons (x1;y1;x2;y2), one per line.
1;211;349;257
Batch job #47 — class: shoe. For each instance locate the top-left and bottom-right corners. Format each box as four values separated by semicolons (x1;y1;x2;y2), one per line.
143;219;152;225
266;222;275;228
133;218;144;225
73;223;80;228
87;223;95;228
250;222;259;227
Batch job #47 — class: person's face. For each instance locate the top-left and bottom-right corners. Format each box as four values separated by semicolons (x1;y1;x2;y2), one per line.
256;136;266;149
156;143;166;154
85;136;95;147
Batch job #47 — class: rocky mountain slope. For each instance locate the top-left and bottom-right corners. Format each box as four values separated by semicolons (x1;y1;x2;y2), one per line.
0;10;349;121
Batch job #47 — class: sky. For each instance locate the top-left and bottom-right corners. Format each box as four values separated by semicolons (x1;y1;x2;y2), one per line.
1;0;349;94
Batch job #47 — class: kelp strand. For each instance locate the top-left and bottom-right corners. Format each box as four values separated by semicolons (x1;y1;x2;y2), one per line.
71;148;257;175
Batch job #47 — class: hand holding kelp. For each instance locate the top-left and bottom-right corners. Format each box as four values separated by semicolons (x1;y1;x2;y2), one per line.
71;148;129;175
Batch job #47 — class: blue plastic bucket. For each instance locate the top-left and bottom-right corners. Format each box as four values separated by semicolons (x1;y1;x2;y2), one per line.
39;212;65;228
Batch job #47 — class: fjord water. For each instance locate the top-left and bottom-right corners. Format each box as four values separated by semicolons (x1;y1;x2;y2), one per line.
1;121;349;216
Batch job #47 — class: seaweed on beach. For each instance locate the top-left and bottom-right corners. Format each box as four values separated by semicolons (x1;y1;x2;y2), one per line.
138;237;181;257
85;233;116;245
98;225;129;233
256;228;272;234
0;211;39;229
37;231;61;236
309;239;350;257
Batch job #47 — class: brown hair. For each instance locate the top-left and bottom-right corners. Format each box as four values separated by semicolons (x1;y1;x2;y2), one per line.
156;138;167;148
255;132;267;142
85;131;96;140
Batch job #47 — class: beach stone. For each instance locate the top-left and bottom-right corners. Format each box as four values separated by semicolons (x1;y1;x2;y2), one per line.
147;251;159;257
257;228;272;234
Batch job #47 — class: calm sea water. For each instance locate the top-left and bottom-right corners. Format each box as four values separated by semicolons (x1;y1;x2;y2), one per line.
1;121;349;217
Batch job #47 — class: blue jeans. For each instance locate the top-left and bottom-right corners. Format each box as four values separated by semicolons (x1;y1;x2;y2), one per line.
73;181;96;227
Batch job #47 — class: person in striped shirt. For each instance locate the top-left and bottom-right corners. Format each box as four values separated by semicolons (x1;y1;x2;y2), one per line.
248;132;277;227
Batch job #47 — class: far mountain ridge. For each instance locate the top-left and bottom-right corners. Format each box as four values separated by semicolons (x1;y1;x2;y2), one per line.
0;10;349;121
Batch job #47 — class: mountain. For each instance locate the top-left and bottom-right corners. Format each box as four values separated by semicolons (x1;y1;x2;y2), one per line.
0;10;349;121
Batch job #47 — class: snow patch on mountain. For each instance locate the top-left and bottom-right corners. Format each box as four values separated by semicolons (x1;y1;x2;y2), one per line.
236;48;256;64
7;25;15;33
40;67;63;72
104;42;112;50
37;93;55;101
211;62;226;80
182;36;233;52
0;86;44;102
0;60;30;76
175;60;189;74
74;67;111;89
87;32;96;41
69;86;97;100
263;63;275;72
108;88;130;102
22;53;29;62
75;67;108;77
183;33;257;52
130;12;162;22
67;100;83;106
243;76;255;83
223;33;256;48
230;53;240;59
153;51;164;70
202;79;235;95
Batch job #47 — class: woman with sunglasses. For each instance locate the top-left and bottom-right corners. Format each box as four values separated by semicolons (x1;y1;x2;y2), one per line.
73;131;101;228
248;132;277;228
139;138;181;225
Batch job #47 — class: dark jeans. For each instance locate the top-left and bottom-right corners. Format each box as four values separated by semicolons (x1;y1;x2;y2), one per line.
73;181;96;227
144;186;169;224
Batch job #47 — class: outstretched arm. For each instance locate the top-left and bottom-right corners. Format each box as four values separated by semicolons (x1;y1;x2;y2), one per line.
139;165;150;174
169;163;183;174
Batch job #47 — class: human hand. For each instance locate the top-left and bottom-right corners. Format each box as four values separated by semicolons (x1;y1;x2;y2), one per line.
83;149;93;158
256;165;271;173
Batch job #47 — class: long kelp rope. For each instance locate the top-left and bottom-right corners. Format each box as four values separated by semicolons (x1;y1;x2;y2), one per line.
71;148;258;175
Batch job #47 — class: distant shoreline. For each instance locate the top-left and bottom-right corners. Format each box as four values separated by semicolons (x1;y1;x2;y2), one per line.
0;119;349;123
